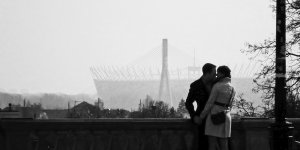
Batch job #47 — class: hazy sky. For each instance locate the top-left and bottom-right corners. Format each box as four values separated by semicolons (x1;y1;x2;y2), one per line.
0;0;275;94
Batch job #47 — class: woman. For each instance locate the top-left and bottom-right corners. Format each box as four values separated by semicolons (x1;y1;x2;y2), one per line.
199;66;236;150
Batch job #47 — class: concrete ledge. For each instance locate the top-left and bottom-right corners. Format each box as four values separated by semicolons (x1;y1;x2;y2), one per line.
0;118;299;150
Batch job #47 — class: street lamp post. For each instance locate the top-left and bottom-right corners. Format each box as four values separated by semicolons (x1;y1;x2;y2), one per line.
271;0;294;150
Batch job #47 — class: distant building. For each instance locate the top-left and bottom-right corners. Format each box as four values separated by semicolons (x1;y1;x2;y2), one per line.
94;98;104;110
0;103;68;119
0;103;22;118
43;109;68;119
0;111;22;118
69;101;98;118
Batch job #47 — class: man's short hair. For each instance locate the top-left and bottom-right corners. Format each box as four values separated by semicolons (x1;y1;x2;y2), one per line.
202;63;216;74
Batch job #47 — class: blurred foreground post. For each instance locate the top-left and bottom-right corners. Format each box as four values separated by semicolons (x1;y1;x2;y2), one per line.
271;0;294;150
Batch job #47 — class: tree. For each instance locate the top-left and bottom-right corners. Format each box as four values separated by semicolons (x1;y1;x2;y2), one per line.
286;91;300;117
129;96;181;118
177;99;188;118
232;94;263;117
242;0;300;117
107;109;130;118
169;107;176;118
154;101;170;117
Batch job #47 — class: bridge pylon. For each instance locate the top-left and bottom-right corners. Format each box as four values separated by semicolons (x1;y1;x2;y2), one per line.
158;39;173;107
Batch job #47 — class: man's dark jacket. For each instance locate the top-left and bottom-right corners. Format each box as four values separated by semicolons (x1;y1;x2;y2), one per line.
185;77;210;120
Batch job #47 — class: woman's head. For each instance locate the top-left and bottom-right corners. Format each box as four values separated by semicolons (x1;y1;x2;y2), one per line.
217;65;231;79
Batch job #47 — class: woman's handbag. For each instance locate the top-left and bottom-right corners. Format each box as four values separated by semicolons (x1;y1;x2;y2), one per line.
211;111;226;125
210;88;234;125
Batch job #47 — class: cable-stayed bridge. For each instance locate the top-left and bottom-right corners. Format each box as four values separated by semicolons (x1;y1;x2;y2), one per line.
90;42;259;80
90;39;260;110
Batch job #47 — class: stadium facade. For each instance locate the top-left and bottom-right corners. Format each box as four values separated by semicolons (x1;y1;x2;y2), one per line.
90;66;198;110
90;39;260;110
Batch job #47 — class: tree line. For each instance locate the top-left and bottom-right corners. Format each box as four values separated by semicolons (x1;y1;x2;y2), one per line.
66;95;188;118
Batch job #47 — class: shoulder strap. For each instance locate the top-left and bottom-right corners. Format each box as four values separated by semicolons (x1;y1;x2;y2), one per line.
227;87;234;110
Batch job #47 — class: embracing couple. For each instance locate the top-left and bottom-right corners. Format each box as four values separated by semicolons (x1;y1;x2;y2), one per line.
185;63;236;150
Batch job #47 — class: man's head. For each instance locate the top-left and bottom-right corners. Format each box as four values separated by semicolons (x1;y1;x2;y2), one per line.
202;63;216;82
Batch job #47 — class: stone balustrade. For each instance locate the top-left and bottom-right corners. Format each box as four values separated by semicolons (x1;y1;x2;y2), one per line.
0;118;300;150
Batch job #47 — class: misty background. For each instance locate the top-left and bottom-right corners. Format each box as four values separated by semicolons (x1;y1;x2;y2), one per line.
0;0;274;109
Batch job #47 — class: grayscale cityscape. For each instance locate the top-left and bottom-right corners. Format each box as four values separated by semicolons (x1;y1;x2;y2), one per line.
0;0;299;150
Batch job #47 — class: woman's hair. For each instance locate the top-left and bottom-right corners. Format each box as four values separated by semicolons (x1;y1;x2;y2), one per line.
217;65;231;78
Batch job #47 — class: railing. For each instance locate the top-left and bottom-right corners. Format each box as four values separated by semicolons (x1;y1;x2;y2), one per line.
0;118;300;150
287;118;300;150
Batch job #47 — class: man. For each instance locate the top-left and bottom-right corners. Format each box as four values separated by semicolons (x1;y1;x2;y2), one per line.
185;63;217;150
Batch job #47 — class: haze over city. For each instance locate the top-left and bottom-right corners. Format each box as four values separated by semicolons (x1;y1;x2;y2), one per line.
0;0;274;95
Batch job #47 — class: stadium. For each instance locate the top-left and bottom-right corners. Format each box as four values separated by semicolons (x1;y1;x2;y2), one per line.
90;39;261;110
